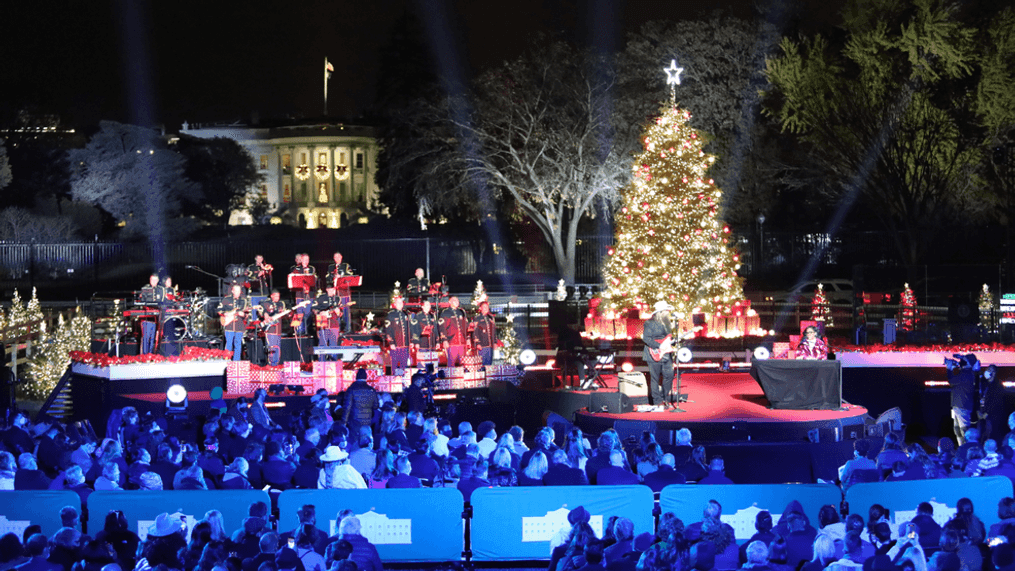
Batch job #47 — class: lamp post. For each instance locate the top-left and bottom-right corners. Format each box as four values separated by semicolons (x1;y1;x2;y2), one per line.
756;213;766;273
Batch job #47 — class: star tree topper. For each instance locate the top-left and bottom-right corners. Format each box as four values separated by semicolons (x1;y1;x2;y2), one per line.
664;60;684;85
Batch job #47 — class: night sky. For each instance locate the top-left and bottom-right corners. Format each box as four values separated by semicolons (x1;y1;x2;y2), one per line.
0;0;841;133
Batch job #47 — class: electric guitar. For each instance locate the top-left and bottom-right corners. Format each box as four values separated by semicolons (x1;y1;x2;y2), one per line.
219;304;250;327
259;300;311;331
647;329;698;362
315;301;356;328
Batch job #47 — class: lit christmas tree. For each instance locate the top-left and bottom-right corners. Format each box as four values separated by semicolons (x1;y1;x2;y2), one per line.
471;280;488;308
499;314;521;365
603;60;745;318
812;283;832;326
899;283;917;332
979;283;996;334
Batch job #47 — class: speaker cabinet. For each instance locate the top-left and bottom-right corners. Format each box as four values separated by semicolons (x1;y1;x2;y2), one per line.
590;391;633;414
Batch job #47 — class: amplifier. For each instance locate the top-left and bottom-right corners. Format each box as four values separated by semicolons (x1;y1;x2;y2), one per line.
617;372;647;398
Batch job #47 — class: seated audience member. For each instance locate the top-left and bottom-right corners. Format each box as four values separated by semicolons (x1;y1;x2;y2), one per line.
554;518;598;571
688;500;734;545
509;425;528;456
278;505;328;556
14;454;51;490
677;446;710;483
48;465;91;507
956;427;981;465
826;531;866;571
962;446;985;477
993;543;1015;571
948;497;987;545
522;427;558;471
885;461;909;482
336;517;382;571
596;451;638;486
817;505;843;539
241;533;278;571
544;449;589;486
578;540;606;571
698;457;734;485
262;441;297;490
407;438;440;483
319;446;366;490
519;450;548;486
839;440;876;486
974;439;1002;476
886;522;925;562
348;430;375;476
293;524;327;571
18;533;60;571
447;422;472;451
449;432;477;462
138;471;163;491
867;505;897;542
604;518;635;566
584;431;619;484
781;511;817;569
875;433;909;476
475;421;497;458
221;458;253;489
457;458;490;502
912;502;943;550
740;540;772;571
386;456;421;488
643;453;686;492
869;522;895;556
48;527;83;571
800;533;837;571
636;443;663;482
741;511;777;564
94;462;122;491
933;438;961;476
689;540;717;571
487;447;518;487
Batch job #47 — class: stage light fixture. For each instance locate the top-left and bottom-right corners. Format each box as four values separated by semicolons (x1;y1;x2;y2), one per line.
676;347;693;363
519;349;537;366
287;385;305;395
165;384;188;415
621;362;634;373
546;359;556;368
753;346;770;360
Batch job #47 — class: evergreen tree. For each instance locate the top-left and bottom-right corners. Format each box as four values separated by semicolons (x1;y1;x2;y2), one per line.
603;91;745;318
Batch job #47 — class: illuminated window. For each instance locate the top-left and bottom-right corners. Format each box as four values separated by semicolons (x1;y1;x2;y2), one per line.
297;183;307;202
318;152;328;164
356;153;363;169
339;152;346;163
301;152;307;164
260;184;268;199
318;212;328;227
282;154;291;174
259;155;268;170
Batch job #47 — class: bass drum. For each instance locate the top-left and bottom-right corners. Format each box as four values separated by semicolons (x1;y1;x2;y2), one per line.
162;315;188;340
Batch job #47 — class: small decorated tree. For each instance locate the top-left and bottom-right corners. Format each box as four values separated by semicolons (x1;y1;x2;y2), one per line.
899;283;917;332
811;283;832;326
499;314;521;365
471;280;488;308
979;283;996;334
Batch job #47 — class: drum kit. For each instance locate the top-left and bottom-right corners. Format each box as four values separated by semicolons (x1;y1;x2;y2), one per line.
123;287;214;342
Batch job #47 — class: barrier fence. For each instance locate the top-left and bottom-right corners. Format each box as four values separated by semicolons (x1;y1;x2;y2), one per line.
0;478;1011;563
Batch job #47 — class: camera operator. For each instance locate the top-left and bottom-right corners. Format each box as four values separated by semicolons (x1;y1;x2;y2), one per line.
405;371;434;415
946;353;979;445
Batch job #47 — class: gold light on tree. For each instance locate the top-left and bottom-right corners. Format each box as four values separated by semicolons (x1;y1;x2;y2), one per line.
603;61;745;318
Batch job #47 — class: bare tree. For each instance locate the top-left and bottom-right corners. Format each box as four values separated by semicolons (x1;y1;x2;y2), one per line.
384;42;629;283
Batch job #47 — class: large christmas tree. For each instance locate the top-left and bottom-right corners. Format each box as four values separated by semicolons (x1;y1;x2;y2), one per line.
603;60;745;319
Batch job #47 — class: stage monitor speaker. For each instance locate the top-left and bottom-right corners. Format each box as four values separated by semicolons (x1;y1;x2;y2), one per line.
488;380;519;404
614;420;656;445
591;391;633;414
618;372;647;398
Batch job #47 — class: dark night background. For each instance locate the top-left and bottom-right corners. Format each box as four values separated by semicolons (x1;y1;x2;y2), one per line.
0;0;843;131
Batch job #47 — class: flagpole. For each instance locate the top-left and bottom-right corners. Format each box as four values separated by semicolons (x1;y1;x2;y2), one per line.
324;57;329;116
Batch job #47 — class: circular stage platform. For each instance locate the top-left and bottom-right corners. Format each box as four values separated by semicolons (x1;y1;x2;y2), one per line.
519;373;871;444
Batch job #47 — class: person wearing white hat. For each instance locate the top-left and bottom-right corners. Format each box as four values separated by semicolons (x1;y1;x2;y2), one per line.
643;301;677;407
317;446;366;489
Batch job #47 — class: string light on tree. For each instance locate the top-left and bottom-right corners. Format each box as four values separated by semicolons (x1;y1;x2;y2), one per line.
899;283;917;332
979;283;996;334
812;283;832;326
499;313;521;365
602;60;745;319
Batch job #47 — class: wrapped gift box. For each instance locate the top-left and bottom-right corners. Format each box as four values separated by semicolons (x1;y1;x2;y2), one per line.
461;355;482;372
251;368;283;385
417;350;439;365
226;376;253;394
282;361;302;379
226;361;251;381
772;342;791;359
341;369;356;381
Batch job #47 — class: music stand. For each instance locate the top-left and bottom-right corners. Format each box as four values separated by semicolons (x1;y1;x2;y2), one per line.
288;274;317;292
333;275;362;290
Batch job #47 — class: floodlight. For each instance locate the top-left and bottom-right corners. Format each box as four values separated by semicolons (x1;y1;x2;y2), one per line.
676;347;693;363
519;349;537;366
753;346;770;360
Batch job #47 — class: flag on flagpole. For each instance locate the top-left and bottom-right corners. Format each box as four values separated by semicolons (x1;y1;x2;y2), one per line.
325;59;334;75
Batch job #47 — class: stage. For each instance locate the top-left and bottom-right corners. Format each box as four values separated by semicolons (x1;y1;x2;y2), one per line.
514;372;870;444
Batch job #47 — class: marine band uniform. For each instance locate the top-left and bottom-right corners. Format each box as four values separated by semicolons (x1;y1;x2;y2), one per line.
259;290;286;366
470;301;497;366
313;286;344;359
438;296;470;366
385;296;413;371
326;252;354;333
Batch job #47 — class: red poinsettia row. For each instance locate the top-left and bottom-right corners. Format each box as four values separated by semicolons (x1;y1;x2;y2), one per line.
70;346;233;367
829;341;1013;355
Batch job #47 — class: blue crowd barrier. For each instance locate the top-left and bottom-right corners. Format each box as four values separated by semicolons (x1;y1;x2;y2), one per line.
277;488;464;563
659;484;842;540
0;491;80;537
845;476;1014;529
87;490;271;540
470;485;655;561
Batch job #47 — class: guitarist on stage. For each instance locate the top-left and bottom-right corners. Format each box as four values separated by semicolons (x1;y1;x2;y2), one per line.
313;285;344;360
643;301;677;408
219;283;250;361
260;290;286;366
326;252;354;333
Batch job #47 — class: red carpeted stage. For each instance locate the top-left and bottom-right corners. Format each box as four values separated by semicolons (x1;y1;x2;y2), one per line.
515;372;870;443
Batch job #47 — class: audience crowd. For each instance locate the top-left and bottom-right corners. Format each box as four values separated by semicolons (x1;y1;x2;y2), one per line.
1;369;1014;571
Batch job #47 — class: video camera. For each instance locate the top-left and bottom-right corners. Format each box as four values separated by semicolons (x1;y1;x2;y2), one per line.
944;354;965;367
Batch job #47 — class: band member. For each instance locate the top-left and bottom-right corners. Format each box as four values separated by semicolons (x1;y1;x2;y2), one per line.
470;300;497;366
247;255;273;294
313;285;343;359
219;284;249;361
642;301;676;407
411;300;439;352
260;289;286;366
139;274;166;354
439;296;469;366
290;253;316;334
385;296;413;371
406;268;430;297
795;326;828;360
326;252;354;333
